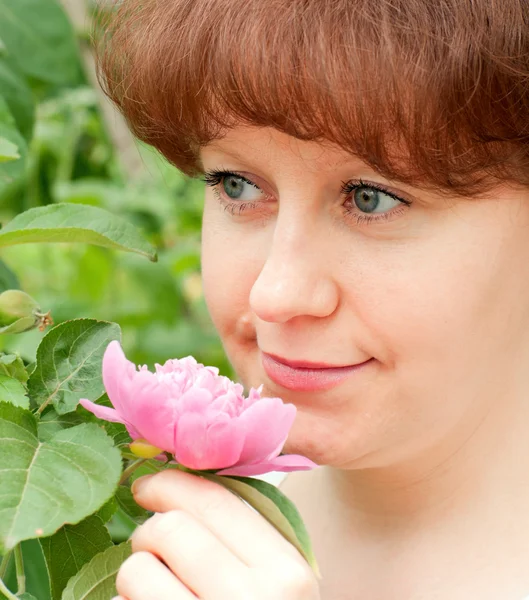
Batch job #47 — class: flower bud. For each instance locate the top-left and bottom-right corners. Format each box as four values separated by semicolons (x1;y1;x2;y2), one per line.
0;290;51;334
129;439;164;459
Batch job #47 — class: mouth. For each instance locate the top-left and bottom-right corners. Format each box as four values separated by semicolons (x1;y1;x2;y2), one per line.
261;352;374;392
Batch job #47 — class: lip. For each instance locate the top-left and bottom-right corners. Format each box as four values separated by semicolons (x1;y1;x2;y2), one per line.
261;352;374;392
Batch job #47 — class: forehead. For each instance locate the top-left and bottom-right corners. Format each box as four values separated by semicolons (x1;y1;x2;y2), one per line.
200;126;363;174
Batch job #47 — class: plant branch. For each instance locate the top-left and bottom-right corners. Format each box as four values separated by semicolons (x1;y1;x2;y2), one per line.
0;551;11;579
119;458;148;485
14;544;25;595
0;576;18;600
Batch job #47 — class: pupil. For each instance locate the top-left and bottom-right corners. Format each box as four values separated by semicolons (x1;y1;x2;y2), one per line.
354;187;378;213
224;176;244;199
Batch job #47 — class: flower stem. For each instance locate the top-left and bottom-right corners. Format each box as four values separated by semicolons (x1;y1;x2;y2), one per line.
0;551;11;580
0;576;18;600
14;544;25;595
119;458;148;485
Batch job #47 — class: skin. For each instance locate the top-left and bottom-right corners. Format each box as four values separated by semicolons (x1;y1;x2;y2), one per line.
115;126;529;599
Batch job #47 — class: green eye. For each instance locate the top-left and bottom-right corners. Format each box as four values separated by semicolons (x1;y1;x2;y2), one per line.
353;186;400;214
223;175;246;199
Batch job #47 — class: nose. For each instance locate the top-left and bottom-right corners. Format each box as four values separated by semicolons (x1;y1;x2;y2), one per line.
249;216;339;323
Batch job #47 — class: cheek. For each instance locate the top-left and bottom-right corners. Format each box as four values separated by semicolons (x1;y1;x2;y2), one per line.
353;211;529;409
200;205;264;343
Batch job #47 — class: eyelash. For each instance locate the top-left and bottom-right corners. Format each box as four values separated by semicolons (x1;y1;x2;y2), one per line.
201;169;412;225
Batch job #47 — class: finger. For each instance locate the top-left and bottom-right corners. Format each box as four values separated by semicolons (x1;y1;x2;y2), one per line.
131;469;303;567
116;551;198;600
132;510;250;598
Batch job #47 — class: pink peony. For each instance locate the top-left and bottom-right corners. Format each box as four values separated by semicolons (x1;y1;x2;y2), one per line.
79;341;318;477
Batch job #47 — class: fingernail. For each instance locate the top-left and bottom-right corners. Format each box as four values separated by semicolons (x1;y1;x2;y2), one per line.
131;474;154;496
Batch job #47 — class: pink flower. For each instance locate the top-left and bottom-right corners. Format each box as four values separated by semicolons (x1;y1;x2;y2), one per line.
79;341;318;477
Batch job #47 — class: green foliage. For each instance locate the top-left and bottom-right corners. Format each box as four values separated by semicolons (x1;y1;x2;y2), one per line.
0;403;122;552
0;0;83;86
0;374;28;408
0;57;34;142
0;137;19;163
61;542;132;600
2;540;51;600
115;486;150;524
28;319;121;414
0;96;27;188
0;354;28;384
0;203;158;260
0;0;316;599
40;516;113;600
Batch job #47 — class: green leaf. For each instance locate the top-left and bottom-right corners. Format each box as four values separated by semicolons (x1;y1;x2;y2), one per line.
0;354;28;385
0;316;37;335
37;409;84;443
28;319;121;415
115;486;149;524
0;0;82;85
0;204;158;262
106;508;136;544
0;96;26;188
95;495;118;524
21;539;52;600
1;539;51;600
0;373;28;408
61;542;132;600
0;403;122;552
0;260;19;292
19;594;37;600
40;516;113;600
39;403;131;448
78;395;131;447
204;473;320;578
0;136;18;162
0;57;35;141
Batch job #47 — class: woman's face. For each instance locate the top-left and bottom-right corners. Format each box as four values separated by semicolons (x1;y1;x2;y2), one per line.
200;126;529;470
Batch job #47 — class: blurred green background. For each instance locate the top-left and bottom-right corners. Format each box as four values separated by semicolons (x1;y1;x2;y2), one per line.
0;1;232;595
0;0;231;376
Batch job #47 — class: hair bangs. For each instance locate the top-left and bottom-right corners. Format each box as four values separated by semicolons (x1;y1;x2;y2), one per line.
97;0;529;196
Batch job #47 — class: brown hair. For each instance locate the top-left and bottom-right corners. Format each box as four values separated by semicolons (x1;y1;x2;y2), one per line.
97;0;529;196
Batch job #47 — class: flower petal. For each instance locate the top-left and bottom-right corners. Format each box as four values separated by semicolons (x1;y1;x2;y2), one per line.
235;398;297;465
202;419;245;469
102;341;134;415
173;411;209;469
216;454;319;477
173;407;245;470
125;370;181;453
79;398;128;424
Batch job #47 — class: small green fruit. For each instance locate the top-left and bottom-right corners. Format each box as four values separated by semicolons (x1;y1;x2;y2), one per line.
0;290;52;334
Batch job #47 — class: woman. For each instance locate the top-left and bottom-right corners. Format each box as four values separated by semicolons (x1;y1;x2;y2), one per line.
100;0;529;598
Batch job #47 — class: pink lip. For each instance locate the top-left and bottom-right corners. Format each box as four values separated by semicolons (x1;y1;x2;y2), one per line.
262;352;374;392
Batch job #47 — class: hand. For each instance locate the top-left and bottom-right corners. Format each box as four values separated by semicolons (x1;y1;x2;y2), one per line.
113;469;321;599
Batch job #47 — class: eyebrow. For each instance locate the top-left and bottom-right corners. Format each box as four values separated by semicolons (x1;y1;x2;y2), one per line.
201;142;364;173
197;145;246;173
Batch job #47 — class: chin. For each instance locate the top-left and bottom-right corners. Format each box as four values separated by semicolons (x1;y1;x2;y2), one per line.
281;408;382;470
280;414;340;466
